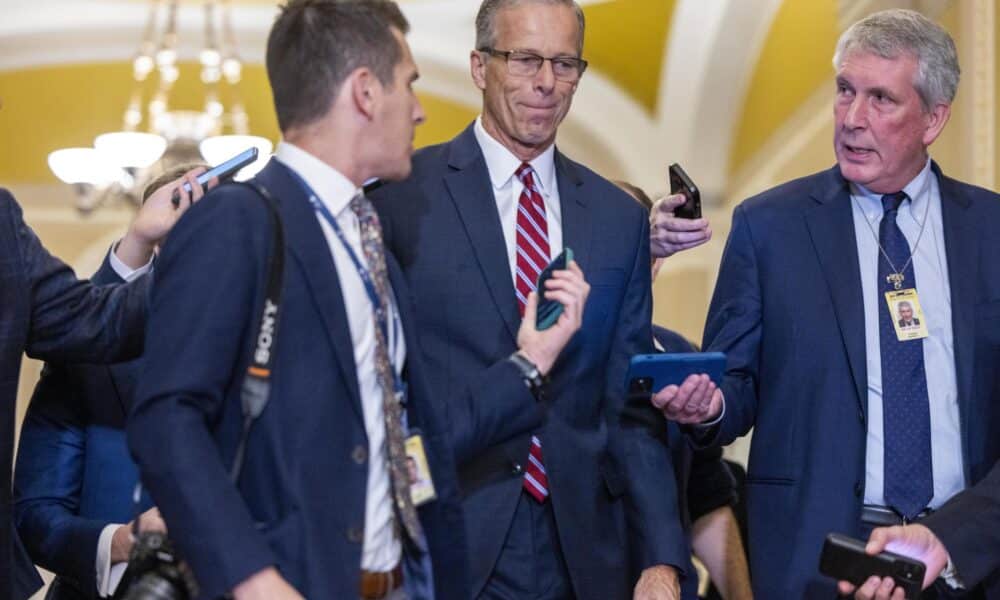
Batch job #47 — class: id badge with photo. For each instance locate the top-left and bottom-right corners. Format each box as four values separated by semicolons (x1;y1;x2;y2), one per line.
884;288;929;342
404;434;437;507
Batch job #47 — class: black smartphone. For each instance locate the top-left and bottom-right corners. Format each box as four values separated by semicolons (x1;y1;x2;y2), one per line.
170;147;259;206
818;533;925;599
535;248;574;331
668;163;701;219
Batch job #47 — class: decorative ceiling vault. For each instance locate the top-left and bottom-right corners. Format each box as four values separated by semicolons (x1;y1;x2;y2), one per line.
0;0;963;201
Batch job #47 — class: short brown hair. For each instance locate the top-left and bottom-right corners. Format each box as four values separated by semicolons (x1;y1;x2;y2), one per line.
141;163;209;203
266;0;410;132
613;180;653;212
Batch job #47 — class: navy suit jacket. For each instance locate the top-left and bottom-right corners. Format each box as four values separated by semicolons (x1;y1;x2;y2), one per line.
701;163;1000;597
372;124;686;599
0;189;148;599
14;255;151;599
127;160;468;600
923;459;1000;592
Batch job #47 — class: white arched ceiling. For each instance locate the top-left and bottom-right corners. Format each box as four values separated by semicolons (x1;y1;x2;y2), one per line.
1;0;783;201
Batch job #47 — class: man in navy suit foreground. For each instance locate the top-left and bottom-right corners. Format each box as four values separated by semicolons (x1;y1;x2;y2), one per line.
14;165;212;600
0;158;202;598
128;2;588;599
654;8;1000;598
372;1;696;598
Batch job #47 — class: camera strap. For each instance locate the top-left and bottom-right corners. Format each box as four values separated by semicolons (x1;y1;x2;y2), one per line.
230;179;285;482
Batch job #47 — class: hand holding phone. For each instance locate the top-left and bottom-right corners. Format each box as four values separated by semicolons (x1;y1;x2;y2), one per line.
535;248;574;331
819;533;926;599
668;163;701;219
171;147;259;207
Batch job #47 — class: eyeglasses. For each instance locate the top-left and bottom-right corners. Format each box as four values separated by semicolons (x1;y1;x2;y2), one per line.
479;47;588;82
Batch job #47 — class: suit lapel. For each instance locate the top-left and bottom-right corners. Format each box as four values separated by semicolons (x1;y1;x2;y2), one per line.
936;163;976;450
554;151;591;274
804;166;869;417
256;160;364;421
442;126;521;342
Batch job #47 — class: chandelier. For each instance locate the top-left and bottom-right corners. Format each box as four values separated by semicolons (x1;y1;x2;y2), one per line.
48;0;271;213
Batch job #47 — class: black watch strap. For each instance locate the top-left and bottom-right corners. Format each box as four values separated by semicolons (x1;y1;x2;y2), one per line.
508;352;545;395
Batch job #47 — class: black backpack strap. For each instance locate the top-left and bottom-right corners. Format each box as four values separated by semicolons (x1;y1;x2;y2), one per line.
230;180;285;482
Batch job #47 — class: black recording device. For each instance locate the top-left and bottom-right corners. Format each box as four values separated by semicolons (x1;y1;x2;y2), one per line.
116;180;285;600
170;147;259;207
668;163;701;219
113;531;197;600
819;533;926;599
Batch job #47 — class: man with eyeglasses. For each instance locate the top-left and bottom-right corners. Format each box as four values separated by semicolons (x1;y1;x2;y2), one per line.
371;1;689;598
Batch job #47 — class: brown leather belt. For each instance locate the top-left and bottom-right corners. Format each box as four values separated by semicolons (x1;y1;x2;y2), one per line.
360;563;403;600
861;504;933;527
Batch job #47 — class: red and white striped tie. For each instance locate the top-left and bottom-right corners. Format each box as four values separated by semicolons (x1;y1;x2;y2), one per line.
514;162;550;503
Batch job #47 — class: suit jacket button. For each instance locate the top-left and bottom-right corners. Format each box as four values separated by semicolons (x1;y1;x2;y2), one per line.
511;462;523;475
347;526;364;543
352;445;367;464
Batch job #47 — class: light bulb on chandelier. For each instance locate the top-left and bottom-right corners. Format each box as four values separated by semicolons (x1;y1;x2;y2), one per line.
48;0;270;213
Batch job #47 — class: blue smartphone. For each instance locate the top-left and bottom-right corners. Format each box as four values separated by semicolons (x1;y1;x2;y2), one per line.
625;352;726;394
535;247;573;331
170;147;259;207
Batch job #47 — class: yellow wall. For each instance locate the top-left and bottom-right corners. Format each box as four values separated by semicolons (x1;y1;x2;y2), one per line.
926;2;964;180
582;0;675;114
996;0;1000;189
729;0;839;175
0;62;476;185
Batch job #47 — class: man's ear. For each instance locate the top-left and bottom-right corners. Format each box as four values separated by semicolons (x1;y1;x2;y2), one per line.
349;67;380;120
470;50;487;92
922;102;951;147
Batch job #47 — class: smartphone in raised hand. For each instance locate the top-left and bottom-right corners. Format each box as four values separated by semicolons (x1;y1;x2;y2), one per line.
668;163;701;219
170;147;259;206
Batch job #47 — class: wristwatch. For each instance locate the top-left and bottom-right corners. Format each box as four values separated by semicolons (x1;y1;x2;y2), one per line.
508;352;546;397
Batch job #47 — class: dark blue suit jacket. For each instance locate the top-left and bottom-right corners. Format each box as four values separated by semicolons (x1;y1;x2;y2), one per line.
372;124;687;599
127;160;468;600
701;164;1000;597
923;459;1000;592
14;256;151;599
0;189;148;599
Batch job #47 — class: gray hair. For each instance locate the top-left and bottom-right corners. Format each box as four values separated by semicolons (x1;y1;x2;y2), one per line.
475;0;585;55
833;9;959;110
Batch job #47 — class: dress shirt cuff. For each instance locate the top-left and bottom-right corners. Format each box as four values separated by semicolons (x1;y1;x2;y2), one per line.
96;523;128;597
941;557;965;590
109;241;153;282
694;392;726;428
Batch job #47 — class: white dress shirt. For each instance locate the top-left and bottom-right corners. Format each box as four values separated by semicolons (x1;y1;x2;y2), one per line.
851;158;965;509
473;116;563;271
96;247;151;597
275;141;403;571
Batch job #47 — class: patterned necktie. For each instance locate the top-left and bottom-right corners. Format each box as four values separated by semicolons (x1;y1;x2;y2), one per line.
878;191;933;519
514;163;550;503
350;193;425;545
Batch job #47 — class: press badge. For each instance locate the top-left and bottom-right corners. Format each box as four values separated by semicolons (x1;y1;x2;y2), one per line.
405;434;437;506
884;288;929;341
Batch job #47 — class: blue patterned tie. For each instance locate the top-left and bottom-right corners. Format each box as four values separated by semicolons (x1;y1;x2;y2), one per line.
878;191;933;519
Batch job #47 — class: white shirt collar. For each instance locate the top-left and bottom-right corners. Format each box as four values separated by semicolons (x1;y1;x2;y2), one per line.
473;116;557;196
851;158;933;220
274;140;361;216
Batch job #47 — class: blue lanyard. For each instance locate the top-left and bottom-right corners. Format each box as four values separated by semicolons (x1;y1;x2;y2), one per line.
287;169;406;398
